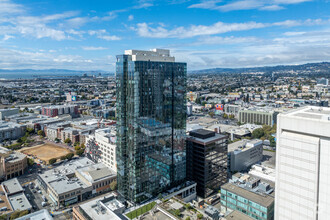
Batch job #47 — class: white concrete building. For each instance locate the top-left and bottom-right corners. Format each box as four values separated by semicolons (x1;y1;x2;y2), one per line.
86;127;117;171
228;139;263;172
275;106;330;220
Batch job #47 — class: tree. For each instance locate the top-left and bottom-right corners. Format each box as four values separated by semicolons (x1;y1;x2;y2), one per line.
185;217;191;220
174;209;181;217
80;143;85;149
60;156;66;161
223;113;228;119
110;180;117;191
197;213;203;219
49;158;57;164
65;153;74;160
76;148;84;156
252;128;265;139
74;145;81;151
18;210;29;217
37;130;45;137
74;142;80;147
27;158;34;166
64;138;71;144
208;112;215;118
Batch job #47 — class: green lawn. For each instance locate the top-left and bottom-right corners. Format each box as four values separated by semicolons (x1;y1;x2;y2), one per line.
126;202;156;219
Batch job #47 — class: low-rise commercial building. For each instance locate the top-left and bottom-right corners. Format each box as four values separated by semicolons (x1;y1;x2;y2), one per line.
0;147;27;180
73;193;125;220
221;174;274;220
1;178;32;213
186;129;228;198
37;158;116;208
0;108;19;120
228;139;263;173
224;104;241;117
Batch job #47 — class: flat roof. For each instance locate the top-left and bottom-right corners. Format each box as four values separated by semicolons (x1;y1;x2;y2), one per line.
0;186;13;214
8;192;32;211
228;139;262;153
284;106;330;121
79;198;123;220
222;182;274;207
225;210;253;220
76;163;116;183
16;209;53;220
2;178;23;195
49;178;85;195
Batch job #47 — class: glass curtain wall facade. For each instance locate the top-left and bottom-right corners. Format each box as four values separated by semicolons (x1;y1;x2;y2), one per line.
116;53;187;203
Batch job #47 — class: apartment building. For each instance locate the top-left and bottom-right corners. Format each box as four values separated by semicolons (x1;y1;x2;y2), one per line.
0;121;26;142
42;104;78;117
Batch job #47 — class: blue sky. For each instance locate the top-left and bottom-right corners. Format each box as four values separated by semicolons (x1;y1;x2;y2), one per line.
0;0;329;71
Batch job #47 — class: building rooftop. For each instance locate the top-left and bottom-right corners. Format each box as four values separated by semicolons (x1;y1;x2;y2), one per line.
49;177;86;195
78;194;125;220
0;121;25;131
228;139;262;153
124;49;175;62
188;130;226;145
2;178;23;195
285;106;330;121
16;209;53;220
8;192;32;211
76;163;116;184
222;182;274;207
0;185;13;214
225;210;253;220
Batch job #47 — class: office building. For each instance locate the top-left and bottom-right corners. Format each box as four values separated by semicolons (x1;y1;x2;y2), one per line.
221;173;274;220
186;129;227;198
228;139;263;172
0;146;27;180
275;107;330;220
116;49;187;203
238;109;278;126
0;108;19;120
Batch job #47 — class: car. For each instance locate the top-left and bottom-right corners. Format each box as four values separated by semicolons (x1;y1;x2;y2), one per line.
41;202;47;207
38;190;42;194
32;190;37;193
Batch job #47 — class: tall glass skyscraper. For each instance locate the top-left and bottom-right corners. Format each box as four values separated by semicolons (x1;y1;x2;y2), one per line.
116;49;187;203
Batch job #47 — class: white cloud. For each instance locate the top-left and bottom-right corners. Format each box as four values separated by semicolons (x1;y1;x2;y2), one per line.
135;21;267;38
0;0;24;15
81;46;108;51
88;29;121;41
195;36;260;45
0;46;114;70
128;15;134;21
135;18;330;39
171;29;330;70
188;0;312;12
2;35;14;41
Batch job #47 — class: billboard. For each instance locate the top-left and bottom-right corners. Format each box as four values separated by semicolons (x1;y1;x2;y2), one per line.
205;104;212;108
215;104;223;111
71;96;77;101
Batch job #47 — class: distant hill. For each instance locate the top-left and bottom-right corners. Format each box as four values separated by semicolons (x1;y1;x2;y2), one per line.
0;69;107;74
190;62;330;75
